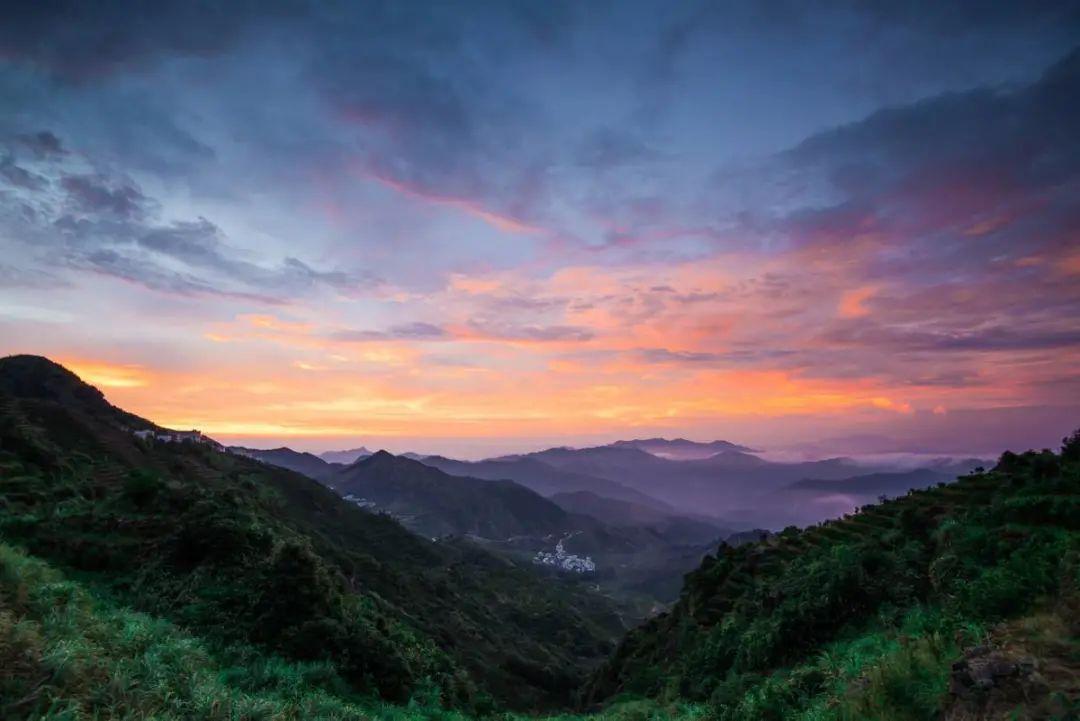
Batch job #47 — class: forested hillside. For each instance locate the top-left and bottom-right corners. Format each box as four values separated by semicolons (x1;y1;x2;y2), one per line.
585;435;1080;719
1;356;1077;721
0;355;623;712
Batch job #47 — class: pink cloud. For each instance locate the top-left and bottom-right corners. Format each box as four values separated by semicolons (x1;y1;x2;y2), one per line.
368;172;545;236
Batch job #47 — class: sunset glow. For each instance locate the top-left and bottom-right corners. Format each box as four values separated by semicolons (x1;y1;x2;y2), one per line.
1;4;1077;457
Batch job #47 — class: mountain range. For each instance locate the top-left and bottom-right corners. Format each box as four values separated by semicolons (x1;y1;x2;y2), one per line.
232;441;732;611
229;445;343;481
318;446;373;464
1;354;1075;720
235;435;988;549
0;355;623;709
332;450;579;539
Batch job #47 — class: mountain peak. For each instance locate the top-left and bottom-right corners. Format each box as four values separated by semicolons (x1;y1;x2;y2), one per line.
318;446;374;464
608;437;755;459
352;449;399;467
0;354;128;421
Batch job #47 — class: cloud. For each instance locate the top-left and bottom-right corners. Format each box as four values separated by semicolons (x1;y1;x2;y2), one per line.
1;5;1077;451
637;348;722;364
0;0;289;82
464;320;595;343
0;263;67;290
823;320;1080;354
331;322;448;342
576;127;659;170
15;130;66;158
0;132;378;303
61;174;149;219
837;286;876;318
778;47;1080;260
0;159;46;190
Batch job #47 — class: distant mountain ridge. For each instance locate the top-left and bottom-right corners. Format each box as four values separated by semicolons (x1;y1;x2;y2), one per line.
330;450;580;539
229;445;341;481
318;446;373;464
789;469;955;496
484;442;989;529
609;437;755;459
233;434;989;536
0;354;625;708
417;454;671;509
549;490;727;547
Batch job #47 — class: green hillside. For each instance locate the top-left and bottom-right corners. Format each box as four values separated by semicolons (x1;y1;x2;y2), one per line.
1;355;1077;721
330;450;581;539
584;435;1080;719
0;355;622;712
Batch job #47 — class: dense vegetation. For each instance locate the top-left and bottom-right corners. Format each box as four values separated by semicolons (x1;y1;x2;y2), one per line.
586;432;1080;720
0;355;622;713
1;355;1077;720
330;450;581;539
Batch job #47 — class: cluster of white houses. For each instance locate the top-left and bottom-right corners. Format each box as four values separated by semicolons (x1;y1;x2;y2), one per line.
132;428;217;445
533;536;596;574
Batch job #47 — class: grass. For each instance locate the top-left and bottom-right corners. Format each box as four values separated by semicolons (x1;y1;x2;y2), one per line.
2;360;1077;721
0;541;704;721
1;542;376;720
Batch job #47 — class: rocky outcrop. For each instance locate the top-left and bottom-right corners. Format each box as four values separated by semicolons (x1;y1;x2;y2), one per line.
945;628;1079;720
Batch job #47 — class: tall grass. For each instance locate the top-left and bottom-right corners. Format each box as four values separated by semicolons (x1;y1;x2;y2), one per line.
1;542;377;720
0;542;701;721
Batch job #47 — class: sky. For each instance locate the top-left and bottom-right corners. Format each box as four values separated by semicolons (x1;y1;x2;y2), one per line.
1;1;1079;458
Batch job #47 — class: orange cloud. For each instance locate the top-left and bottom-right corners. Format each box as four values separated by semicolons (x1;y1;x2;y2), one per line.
1059;251;1080;276
838;285;877;318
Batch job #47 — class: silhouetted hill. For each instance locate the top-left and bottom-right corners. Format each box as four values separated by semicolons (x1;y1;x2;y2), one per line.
789;468;954;496
229;445;339;481
549;491;727;546
319;446;373;464
584;440;1080;715
223;442;729;609
418;454;670;509
0;355;623;710
0;354;146;427
330;451;581;539
499;443;959;527
609;437;754;459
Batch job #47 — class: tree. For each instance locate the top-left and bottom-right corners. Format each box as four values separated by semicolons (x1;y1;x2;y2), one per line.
1062;428;1080;464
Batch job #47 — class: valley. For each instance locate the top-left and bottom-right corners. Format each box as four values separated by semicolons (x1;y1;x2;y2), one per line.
1;355;1076;720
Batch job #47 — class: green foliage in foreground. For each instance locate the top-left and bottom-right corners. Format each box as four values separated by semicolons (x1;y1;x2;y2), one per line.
0;354;623;711
588;435;1080;720
3;534;1075;721
1;356;1077;720
0;542;701;721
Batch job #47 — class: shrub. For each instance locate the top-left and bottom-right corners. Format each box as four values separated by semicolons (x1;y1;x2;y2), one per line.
122;468;162;507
